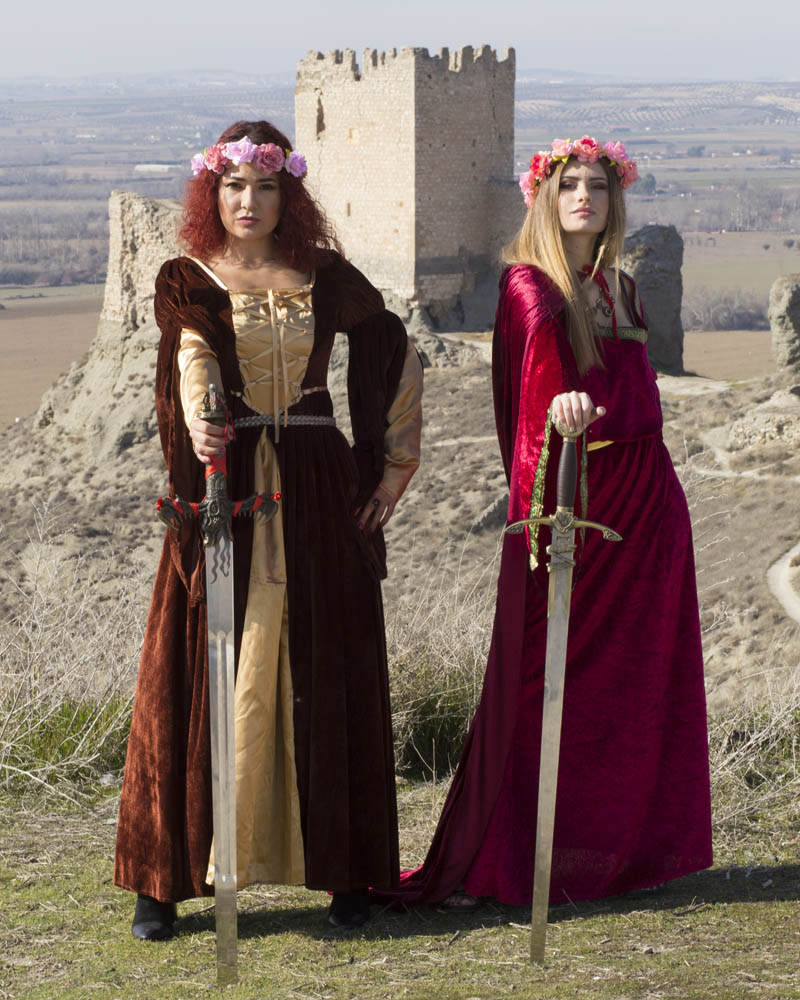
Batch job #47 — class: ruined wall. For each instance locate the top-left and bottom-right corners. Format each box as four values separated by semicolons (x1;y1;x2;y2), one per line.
622;224;685;374
295;46;516;324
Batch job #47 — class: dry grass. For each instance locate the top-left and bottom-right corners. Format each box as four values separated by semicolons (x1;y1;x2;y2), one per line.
0;497;146;800
386;538;500;777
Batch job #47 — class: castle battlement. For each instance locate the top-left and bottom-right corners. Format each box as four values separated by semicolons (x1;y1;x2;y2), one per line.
297;46;514;88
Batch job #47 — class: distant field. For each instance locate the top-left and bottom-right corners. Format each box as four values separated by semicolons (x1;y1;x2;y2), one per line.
0;287;103;428
682;230;800;296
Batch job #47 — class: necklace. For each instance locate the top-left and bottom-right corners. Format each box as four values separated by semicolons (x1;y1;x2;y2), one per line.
595;291;614;319
581;266;618;336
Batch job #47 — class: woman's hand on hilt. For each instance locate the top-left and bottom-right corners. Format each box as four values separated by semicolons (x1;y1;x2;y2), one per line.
551;391;606;436
356;484;396;533
189;417;227;465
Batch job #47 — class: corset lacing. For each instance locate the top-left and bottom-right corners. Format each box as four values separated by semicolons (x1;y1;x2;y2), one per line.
231;287;315;442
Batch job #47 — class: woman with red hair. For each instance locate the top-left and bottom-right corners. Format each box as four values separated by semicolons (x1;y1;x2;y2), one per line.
114;120;422;934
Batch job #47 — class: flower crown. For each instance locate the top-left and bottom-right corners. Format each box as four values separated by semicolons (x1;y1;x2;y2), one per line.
190;135;308;179
519;136;638;208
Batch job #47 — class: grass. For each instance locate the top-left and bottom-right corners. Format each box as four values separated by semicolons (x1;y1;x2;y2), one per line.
0;760;798;1000
1;504;799;999
0;499;145;801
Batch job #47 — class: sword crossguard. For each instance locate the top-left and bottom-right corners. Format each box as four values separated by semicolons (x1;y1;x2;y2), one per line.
156;384;281;546
505;512;622;543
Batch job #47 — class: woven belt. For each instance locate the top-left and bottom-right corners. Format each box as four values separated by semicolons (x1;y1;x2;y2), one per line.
234;414;337;429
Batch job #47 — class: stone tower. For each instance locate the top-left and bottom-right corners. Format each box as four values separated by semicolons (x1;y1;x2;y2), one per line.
295;46;520;330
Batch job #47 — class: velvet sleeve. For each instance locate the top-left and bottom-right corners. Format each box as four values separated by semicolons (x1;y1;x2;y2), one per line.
493;266;579;533
345;308;409;511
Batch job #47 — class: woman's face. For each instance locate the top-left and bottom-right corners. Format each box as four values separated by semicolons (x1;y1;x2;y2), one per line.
557;161;610;237
217;160;282;246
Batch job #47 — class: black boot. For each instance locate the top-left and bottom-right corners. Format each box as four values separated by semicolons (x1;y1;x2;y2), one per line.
131;893;178;941
327;889;370;929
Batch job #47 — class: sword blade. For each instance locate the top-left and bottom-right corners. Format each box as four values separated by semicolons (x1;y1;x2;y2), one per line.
206;534;238;985
530;523;575;965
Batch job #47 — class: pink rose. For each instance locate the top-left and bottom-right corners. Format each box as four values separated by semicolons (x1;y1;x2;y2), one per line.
190;153;206;176
203;145;228;174
604;140;627;164
551;138;574;159
529;152;551;182
224;136;257;165
285;150;308;178
618;159;639;188
573;135;601;163
519;171;535;207
254;143;285;174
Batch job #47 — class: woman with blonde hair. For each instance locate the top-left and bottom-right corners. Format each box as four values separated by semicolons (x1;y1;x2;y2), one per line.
376;136;711;909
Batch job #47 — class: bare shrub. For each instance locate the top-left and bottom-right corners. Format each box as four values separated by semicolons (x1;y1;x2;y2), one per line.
709;674;800;855
386;539;499;777
682;284;768;331
0;498;147;800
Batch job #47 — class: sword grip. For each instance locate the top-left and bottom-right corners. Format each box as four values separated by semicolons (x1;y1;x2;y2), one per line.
200;383;229;485
556;433;578;511
198;384;233;547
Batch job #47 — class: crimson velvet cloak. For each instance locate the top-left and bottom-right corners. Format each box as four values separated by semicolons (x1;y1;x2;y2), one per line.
115;253;406;902
376;264;712;907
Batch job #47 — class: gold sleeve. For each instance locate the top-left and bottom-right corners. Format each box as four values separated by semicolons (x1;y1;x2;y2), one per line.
177;328;223;428
380;340;423;501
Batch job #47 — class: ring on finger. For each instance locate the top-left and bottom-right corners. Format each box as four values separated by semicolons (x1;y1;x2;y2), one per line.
370;498;381;507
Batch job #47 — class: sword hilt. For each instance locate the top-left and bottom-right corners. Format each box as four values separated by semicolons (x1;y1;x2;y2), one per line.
504;425;621;543
555;426;580;511
505;514;621;542
155;384;281;546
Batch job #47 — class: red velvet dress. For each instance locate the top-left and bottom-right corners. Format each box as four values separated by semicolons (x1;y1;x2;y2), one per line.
376;264;712;907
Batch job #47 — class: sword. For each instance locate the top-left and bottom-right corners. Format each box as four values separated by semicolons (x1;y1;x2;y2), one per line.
157;384;279;985
504;427;621;965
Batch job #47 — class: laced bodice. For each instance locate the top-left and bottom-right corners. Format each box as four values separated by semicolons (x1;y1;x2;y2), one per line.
230;285;317;437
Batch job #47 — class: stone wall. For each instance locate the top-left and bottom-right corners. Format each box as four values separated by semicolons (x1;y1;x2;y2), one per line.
295;46;516;326
769;274;800;369
621;224;684;374
295;49;417;299
413;46;515;303
102;191;181;332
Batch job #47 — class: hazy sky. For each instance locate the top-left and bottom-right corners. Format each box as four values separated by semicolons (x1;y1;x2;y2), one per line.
2;0;798;82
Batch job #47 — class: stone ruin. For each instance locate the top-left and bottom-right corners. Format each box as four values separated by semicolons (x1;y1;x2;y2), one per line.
295;46;519;334
769;273;800;370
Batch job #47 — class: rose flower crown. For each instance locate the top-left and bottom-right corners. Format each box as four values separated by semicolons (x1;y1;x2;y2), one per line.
520;136;638;208
191;135;308;179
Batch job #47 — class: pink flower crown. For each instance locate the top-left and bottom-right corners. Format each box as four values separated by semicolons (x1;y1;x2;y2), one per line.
190;135;308;179
519;136;638;208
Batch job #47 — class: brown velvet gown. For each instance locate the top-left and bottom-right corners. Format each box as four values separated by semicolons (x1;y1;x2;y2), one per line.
114;252;415;902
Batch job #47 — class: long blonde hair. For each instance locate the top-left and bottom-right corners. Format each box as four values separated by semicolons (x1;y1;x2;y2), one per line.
503;157;626;375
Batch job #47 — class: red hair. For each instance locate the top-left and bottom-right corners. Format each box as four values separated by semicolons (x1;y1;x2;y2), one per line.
179;120;341;271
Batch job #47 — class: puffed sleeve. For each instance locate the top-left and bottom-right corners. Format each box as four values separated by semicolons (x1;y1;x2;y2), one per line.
177;329;223;428
379;340;423;501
